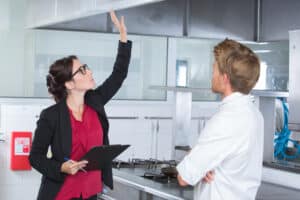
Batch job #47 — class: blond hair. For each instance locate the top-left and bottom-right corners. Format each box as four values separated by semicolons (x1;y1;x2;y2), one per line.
214;39;260;94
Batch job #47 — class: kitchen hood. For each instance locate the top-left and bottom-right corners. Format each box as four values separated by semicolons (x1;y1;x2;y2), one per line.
26;0;257;40
26;0;165;29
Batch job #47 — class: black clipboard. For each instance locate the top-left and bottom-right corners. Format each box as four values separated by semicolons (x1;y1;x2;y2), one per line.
81;144;130;171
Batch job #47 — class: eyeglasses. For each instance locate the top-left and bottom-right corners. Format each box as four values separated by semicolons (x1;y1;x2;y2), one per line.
71;64;90;77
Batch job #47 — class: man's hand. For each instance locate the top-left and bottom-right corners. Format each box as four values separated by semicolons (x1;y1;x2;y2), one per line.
202;170;215;184
110;10;127;43
177;174;189;186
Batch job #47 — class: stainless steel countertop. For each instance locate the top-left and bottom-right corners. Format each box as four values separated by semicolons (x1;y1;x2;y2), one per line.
256;182;300;200
108;168;300;200
111;168;193;200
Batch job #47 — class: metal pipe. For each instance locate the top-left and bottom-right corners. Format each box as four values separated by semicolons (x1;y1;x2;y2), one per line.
254;0;262;41
183;0;190;37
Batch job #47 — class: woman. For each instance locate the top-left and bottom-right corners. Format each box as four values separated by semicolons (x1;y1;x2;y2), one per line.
29;11;132;200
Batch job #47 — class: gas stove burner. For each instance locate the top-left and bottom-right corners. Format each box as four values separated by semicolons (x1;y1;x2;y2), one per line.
143;172;165;178
142;172;177;184
131;158;155;165
112;158;178;169
112;160;135;169
161;159;177;166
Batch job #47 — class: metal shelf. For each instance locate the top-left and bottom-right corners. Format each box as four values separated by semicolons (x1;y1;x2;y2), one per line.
251;90;289;97
289;123;300;132
144;116;172;120
150;86;289;97
149;85;211;93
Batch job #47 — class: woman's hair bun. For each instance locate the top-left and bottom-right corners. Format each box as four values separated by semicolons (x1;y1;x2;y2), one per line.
46;55;77;102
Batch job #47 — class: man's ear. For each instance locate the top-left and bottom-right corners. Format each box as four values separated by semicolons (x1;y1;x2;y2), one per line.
65;80;74;90
223;73;230;85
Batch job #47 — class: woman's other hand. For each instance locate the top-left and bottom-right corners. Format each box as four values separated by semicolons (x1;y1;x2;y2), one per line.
202;170;215;184
61;160;88;175
110;10;127;43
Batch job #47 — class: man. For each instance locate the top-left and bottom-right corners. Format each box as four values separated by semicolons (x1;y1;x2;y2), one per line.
176;39;264;200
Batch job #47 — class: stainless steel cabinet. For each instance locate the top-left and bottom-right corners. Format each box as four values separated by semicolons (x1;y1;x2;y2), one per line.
102;181;171;200
261;0;300;41
115;0;185;37
45;13;108;32
189;0;256;40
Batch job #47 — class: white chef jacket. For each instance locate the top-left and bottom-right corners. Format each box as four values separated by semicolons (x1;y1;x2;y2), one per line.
177;92;264;200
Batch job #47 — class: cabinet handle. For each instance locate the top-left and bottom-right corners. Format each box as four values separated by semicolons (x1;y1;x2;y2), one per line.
144;116;172;120
192;117;209;120
108;116;139;120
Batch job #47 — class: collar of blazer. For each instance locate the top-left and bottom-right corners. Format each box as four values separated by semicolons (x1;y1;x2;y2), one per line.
57;93;108;157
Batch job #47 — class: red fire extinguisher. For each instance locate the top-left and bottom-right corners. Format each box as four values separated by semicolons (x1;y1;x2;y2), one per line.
10;131;32;170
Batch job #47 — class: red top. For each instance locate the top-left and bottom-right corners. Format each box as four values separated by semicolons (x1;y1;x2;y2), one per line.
55;105;103;200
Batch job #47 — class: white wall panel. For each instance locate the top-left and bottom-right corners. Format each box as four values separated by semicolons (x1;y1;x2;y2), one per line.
288;30;300;128
0;0;10;31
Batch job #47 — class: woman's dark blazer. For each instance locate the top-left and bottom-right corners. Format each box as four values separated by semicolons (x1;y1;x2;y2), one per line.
29;41;132;200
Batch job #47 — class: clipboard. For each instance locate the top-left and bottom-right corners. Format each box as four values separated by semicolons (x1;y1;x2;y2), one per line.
81;144;130;171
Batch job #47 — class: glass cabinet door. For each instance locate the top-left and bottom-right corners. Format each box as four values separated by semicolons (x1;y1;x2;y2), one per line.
245;41;289;91
29;30;168;100
173;37;221;101
172;37;289;101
